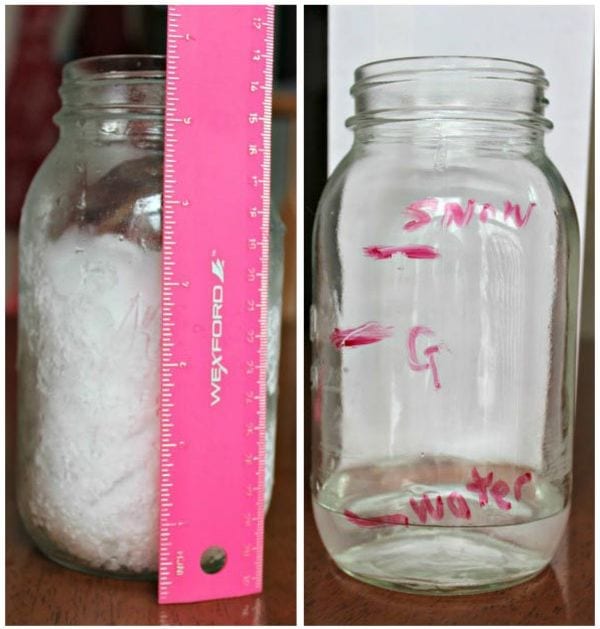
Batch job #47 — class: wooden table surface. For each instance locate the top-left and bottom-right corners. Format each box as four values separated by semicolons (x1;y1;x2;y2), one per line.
6;317;296;626
305;340;594;626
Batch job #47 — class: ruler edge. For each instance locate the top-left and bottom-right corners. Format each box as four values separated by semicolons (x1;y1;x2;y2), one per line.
158;4;276;605
254;2;275;596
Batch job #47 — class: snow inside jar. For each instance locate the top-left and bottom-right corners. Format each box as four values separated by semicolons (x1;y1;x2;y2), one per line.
17;55;282;577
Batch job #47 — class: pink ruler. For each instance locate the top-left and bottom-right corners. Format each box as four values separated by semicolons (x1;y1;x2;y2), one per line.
159;5;274;604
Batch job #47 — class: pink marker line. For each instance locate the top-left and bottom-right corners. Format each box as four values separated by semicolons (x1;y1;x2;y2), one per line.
330;321;393;349
363;245;440;260
344;509;409;528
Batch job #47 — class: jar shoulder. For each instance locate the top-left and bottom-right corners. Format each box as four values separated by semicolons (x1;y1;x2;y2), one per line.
19;139;164;249
316;147;577;230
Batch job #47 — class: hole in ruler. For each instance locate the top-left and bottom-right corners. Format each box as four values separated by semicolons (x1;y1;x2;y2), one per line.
200;546;227;574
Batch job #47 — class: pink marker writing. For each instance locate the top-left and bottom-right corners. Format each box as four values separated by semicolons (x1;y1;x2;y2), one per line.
407;325;442;389
344;509;409;528
409;493;444;524
345;468;533;529
514;472;533;501
504;200;535;228
404;198;436;231
442;198;475;228
402;197;536;231
330;321;394;349
363;245;440;260
490;479;512;511
447;491;472;520
465;467;494;506
466;467;533;511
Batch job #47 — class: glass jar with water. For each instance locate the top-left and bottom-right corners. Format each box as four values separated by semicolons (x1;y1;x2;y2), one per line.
311;57;579;594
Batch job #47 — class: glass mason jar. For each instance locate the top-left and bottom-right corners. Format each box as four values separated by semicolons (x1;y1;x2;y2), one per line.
17;55;283;578
311;57;580;594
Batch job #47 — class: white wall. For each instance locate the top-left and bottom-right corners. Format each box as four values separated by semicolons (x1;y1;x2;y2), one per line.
328;5;594;236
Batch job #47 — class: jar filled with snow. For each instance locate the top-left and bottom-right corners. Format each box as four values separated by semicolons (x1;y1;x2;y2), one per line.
17;55;283;578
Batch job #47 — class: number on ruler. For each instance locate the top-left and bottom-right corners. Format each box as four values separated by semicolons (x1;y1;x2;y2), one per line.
160;2;274;605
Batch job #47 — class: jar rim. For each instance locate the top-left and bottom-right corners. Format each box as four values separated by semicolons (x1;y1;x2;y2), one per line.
57;55;166;125
349;55;551;132
62;55;166;84
353;55;548;93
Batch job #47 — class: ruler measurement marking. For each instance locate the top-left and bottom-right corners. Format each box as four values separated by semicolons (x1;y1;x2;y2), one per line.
160;5;272;605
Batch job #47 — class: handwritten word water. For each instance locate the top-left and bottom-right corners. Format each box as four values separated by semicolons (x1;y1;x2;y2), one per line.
344;468;533;527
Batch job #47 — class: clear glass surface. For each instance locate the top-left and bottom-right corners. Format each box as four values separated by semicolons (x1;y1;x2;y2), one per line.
311;57;579;594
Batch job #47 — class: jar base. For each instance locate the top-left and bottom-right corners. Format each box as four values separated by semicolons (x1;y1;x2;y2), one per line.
38;547;157;581
337;564;546;596
19;510;156;581
329;530;551;596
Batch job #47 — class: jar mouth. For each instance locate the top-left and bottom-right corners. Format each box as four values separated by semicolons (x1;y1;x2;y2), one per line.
349;56;552;132
353;56;547;91
62;55;166;84
57;55;166;124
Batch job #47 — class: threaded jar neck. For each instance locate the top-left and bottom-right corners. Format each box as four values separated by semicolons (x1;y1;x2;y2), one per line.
55;55;165;138
348;56;552;144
